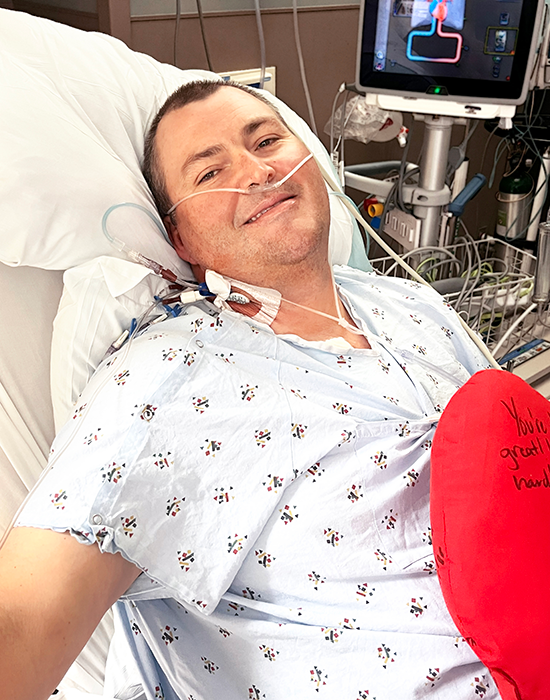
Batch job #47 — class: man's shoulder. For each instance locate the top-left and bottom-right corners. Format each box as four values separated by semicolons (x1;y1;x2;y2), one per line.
105;304;220;367
334;264;443;303
75;305;220;412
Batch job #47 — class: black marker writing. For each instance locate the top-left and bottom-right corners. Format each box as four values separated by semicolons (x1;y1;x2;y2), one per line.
500;437;546;471
513;466;550;491
501;397;549;437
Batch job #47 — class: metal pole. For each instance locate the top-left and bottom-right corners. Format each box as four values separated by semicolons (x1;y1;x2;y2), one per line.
415;115;454;247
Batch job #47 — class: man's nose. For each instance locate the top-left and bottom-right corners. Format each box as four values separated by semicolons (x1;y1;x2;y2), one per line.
237;152;276;190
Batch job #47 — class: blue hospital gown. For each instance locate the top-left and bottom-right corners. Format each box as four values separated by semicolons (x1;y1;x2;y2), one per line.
17;266;498;700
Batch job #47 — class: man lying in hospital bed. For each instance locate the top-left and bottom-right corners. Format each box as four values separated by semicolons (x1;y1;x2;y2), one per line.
0;9;497;700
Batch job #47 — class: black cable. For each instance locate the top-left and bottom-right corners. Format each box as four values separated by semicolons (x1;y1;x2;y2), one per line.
196;0;214;72
479;122;500;175
174;0;181;68
397;119;415;212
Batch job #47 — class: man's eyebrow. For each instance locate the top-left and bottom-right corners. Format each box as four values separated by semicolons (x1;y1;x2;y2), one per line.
244;116;285;136
180;144;223;177
179;116;285;178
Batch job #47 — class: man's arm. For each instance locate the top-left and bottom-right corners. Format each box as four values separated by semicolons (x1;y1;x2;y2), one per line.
0;526;140;700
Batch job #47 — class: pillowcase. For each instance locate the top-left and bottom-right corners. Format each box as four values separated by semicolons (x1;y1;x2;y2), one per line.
0;8;216;277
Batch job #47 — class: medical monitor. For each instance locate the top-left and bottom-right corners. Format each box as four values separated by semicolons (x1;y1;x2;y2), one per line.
356;0;544;116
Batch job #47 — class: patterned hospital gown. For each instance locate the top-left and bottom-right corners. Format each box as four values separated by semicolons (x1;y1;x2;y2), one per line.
18;266;498;700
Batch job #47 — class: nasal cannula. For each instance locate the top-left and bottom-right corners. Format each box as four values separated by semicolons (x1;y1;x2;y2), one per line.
165;152;314;217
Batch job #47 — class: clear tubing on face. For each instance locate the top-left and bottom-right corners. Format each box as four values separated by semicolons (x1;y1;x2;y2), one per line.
166;153;314;217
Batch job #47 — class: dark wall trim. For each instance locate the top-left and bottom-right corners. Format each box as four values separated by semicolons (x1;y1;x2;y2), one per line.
131;5;358;22
12;1;98;30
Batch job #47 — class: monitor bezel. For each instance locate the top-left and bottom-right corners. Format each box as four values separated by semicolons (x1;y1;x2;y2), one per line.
355;0;543;106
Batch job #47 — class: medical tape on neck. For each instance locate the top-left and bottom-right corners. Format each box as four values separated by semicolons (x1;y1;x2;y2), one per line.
205;270;282;326
205;269;364;335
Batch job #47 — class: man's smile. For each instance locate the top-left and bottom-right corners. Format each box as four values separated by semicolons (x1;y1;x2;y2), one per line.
243;193;297;226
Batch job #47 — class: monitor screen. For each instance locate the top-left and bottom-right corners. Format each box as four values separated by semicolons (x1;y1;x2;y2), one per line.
356;0;542;104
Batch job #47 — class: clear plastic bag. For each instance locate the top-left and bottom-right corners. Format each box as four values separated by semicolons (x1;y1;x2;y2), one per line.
324;94;403;145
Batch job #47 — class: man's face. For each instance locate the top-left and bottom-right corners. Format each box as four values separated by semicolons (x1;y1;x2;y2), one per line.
157;86;330;288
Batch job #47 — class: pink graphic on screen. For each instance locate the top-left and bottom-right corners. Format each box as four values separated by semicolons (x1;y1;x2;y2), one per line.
407;0;463;64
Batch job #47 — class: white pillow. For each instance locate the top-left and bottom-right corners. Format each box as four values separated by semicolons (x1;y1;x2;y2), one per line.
0;8;215;275
0;9;364;274
0;9;368;429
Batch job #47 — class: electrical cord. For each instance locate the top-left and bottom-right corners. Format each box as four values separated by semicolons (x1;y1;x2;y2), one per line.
292;0;318;137
454;225;486;308
377;229;529;356
480;122;501;175
372;166;420;252
454;234;475;309
397;120;415;212
253;0;267;90
174;0;181;68
196;0;214;72
494;89;549;241
329;186;499;367
488;136;509;189
535;302;550;329
506;120;550;240
491;302;538;357
384;246;461;278
377;179;399;244
329;84;345;159
337;90;350;170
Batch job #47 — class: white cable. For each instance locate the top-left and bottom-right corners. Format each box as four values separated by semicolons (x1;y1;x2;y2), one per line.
492;302;538;358
384;246;461;277
292;0;318;137
253;0;267;90
329;84;345;159
324;187;500;369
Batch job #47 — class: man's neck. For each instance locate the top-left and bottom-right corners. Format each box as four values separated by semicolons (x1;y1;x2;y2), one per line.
236;264;371;350
270;295;371;350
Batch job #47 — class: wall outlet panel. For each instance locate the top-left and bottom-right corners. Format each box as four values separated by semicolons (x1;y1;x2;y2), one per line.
382;208;422;251
219;67;277;95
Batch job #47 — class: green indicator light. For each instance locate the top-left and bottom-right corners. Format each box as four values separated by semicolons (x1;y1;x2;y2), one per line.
426;85;448;95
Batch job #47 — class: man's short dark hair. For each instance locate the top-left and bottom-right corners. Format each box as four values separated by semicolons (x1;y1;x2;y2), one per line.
142;80;286;220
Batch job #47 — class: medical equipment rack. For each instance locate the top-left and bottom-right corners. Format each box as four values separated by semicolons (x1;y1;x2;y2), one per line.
372;237;539;361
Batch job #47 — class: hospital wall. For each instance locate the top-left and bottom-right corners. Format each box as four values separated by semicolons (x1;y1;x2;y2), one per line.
11;1;505;242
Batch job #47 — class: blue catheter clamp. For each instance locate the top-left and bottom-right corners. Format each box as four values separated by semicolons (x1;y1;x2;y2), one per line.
447;173;487;218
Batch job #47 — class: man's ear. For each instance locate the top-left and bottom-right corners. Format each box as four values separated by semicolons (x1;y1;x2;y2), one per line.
163;216;197;265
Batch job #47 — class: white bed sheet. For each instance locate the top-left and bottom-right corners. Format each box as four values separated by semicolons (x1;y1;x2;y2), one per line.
0;263;61;531
0;261;119;697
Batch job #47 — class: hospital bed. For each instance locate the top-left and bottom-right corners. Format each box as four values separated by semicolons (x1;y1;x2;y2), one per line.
0;9;365;697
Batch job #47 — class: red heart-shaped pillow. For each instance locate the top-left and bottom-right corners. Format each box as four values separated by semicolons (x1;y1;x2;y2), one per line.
431;369;550;700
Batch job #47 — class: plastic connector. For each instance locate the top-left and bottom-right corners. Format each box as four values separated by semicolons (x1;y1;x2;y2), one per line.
179;290;204;304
